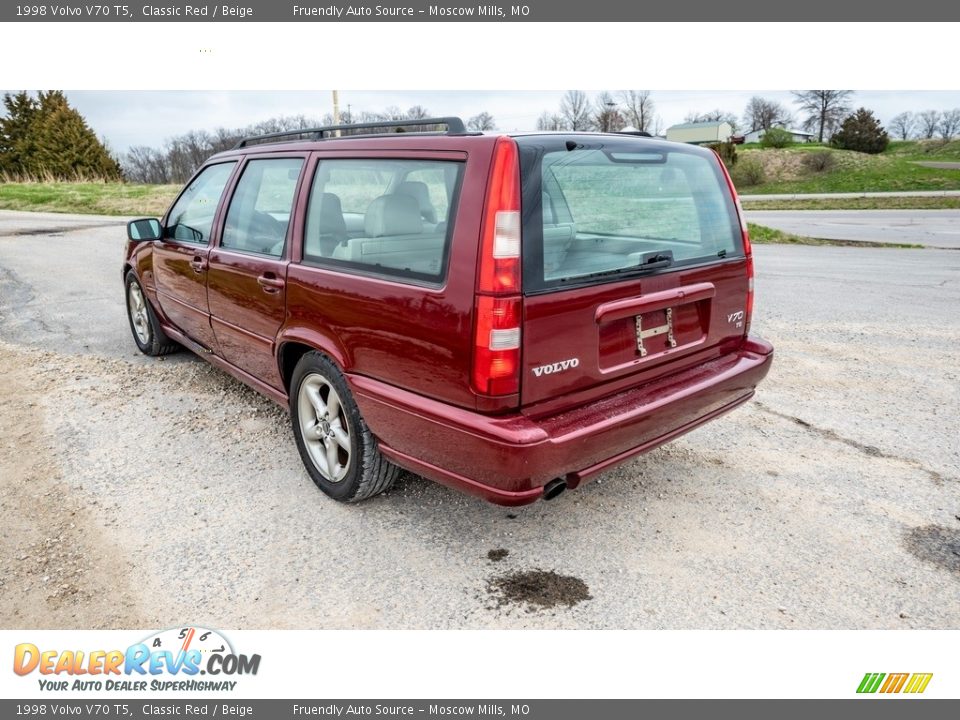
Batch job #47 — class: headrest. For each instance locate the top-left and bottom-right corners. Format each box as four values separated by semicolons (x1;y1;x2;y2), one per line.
396;180;437;224
364;194;423;238
316;192;346;234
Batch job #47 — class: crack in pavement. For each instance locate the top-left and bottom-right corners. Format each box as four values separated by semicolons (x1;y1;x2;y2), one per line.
754;401;948;485
0;222;123;238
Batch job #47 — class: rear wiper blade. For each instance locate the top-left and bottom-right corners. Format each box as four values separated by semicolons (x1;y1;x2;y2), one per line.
565;250;674;281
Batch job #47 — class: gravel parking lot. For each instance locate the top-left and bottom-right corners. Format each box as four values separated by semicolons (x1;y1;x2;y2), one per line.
0;210;958;630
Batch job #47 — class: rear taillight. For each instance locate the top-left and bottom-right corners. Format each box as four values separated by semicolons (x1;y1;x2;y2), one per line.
716;153;754;336
472;295;521;396
478;137;521;294
473;137;522;397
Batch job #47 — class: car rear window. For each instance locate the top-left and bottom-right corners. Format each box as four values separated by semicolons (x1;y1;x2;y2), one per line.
517;137;743;291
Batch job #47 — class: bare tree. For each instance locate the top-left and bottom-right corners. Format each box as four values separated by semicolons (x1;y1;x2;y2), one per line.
123;145;170;184
938;109;960;140
467;112;496;131
619;90;656;133
559;90;593;131
918;110;942;139
406;105;430;120
742;96;791;132
889;112;916;141
684;109;739;133
536;111;566;131
593;92;625;133
791;90;853;142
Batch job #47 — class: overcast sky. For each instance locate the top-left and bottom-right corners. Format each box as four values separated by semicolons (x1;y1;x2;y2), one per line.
5;90;960;153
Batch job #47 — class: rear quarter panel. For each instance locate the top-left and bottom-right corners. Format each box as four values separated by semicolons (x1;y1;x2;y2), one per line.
280;139;497;408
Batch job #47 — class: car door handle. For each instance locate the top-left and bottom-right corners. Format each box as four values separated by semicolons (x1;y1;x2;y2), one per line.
189;256;207;273
257;273;285;293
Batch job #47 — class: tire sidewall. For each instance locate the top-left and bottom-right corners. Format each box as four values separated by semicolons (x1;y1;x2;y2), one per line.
290;352;363;502
125;272;154;353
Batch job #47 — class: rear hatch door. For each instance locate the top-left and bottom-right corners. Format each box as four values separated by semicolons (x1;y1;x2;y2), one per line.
516;135;750;407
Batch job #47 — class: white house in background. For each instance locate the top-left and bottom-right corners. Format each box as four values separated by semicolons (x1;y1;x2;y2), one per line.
743;126;816;144
665;120;734;145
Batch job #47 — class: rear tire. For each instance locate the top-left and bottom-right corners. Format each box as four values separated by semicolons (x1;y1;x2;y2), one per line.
125;271;179;356
290;351;399;502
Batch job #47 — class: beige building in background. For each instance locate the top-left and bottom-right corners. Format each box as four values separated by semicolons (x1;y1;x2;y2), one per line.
665;120;733;144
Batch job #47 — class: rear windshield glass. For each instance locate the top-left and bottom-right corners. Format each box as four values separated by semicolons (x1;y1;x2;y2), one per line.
518;137;743;291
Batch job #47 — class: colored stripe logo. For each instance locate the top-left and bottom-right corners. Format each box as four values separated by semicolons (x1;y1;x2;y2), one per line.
857;672;933;694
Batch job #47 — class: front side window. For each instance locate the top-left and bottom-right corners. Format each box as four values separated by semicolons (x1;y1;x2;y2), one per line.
222;158;304;257
302;158;463;283
165;162;236;244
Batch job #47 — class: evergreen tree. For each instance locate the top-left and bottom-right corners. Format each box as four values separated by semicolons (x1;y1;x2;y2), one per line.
0;91;40;176
0;90;121;179
830;108;889;154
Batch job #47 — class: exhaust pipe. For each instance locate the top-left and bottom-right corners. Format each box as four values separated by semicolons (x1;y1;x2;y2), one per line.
542;478;567;501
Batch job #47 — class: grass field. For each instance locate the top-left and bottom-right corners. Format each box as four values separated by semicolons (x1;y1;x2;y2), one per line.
0;182;178;216
735;146;960;196
742;196;960;211
747;222;922;248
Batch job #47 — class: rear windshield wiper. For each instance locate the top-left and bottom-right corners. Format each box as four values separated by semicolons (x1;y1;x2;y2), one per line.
563;250;674;282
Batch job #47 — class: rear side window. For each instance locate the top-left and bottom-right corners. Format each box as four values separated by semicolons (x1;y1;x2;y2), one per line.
518;138;742;291
165;162;236;244
222;158;304;257
302;158;463;284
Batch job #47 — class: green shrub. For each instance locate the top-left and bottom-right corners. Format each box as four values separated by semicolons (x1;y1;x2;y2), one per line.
760;127;793;149
705;141;738;169
801;150;837;173
831;108;889;154
730;156;765;187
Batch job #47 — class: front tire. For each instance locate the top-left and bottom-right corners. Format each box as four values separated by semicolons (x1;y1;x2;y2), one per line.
125;271;179;356
290;351;399;502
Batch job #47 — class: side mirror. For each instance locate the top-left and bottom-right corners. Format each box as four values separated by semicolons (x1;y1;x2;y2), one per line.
127;218;162;242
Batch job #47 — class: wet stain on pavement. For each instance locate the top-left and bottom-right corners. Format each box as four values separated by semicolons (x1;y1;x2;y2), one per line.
488;569;592;610
904;524;960;576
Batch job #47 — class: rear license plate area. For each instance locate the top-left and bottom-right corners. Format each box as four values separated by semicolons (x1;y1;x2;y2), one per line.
598;301;708;371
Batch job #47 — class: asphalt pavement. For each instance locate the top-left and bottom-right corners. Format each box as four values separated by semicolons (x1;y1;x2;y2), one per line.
746;209;960;249
0;210;958;630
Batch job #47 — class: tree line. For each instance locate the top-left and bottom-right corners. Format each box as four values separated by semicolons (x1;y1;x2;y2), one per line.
124;107;497;184
536;89;960;146
2;90;959;184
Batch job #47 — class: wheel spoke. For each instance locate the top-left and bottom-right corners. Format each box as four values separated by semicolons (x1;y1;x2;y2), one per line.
325;440;340;478
305;385;326;417
332;426;350;451
326;389;340;420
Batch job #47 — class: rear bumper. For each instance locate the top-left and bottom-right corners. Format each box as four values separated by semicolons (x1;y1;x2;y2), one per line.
350;336;774;505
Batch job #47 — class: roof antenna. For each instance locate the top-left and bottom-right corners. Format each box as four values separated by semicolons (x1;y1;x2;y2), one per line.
565;140;578;152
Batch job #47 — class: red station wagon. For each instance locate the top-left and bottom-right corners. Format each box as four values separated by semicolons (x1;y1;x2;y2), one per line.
123;117;773;505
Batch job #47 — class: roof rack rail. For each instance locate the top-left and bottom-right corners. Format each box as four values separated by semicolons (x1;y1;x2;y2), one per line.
233;116;470;149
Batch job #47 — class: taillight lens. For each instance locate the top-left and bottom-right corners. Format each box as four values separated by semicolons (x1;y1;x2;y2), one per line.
473;137;523;397
472;295;521;396
716;154;754;336
478;137;521;294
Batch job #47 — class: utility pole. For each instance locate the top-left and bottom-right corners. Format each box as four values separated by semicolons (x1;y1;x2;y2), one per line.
332;90;341;137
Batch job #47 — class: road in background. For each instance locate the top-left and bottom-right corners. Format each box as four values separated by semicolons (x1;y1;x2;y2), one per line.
746;209;960;248
1;211;958;630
